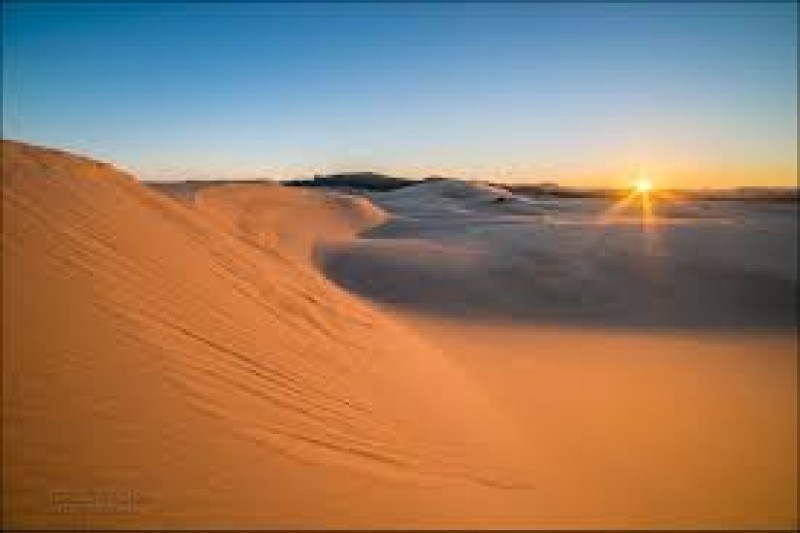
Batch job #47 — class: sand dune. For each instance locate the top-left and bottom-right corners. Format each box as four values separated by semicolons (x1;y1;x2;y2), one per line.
3;141;797;528
193;184;387;262
2;141;535;528
323;179;797;329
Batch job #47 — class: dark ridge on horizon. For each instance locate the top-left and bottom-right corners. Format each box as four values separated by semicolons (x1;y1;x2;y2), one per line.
282;172;421;192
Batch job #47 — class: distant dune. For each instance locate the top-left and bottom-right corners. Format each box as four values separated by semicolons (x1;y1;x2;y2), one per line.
323;177;798;329
3;140;797;528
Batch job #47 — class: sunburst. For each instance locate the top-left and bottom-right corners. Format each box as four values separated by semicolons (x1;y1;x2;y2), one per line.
634;176;653;194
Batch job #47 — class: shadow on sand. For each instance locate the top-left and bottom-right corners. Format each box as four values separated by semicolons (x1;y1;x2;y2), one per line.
321;203;798;332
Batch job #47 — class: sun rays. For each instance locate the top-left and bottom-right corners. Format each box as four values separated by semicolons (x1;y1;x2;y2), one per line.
600;173;661;224
638;183;659;256
589;174;665;258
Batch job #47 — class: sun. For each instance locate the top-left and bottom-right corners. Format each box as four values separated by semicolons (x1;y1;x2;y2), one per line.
634;176;653;194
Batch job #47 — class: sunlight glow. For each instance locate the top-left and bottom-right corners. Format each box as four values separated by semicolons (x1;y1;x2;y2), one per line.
635;177;653;194
592;173;664;258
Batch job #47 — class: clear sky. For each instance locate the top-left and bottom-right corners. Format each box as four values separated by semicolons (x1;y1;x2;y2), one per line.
2;2;797;187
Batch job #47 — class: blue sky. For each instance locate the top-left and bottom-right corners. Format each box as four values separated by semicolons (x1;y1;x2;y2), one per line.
2;2;797;186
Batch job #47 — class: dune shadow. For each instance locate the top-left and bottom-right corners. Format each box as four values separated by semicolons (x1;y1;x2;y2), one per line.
321;205;798;332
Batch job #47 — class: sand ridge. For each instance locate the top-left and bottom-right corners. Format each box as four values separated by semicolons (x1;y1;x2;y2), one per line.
2;141;536;528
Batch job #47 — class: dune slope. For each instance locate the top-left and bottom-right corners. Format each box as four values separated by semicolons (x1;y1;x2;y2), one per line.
2;141;531;528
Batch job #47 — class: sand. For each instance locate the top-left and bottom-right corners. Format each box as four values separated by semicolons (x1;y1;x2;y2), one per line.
3;140;797;528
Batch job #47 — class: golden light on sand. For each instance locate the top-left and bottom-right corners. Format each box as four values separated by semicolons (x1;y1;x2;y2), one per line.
4;141;799;529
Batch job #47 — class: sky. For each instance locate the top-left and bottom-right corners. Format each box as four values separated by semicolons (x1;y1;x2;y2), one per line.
2;2;797;187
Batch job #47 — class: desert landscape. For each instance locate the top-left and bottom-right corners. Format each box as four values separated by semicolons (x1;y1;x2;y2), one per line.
3;2;797;530
2;139;796;528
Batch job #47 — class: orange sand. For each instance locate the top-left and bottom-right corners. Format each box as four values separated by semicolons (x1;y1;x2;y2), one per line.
3;140;796;528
